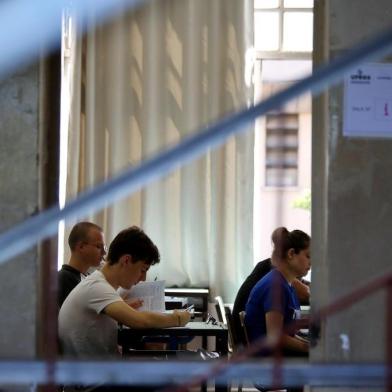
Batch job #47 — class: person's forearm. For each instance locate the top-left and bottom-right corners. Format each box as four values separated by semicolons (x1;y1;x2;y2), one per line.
282;334;309;352
105;301;190;328
127;310;179;328
295;333;309;343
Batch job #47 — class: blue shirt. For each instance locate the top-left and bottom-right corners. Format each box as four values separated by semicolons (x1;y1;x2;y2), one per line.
245;269;301;343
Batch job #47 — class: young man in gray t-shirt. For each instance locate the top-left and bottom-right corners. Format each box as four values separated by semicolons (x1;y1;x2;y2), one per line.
59;226;191;360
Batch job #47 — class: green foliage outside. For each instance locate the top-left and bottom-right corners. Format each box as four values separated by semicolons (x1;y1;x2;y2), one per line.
292;189;311;211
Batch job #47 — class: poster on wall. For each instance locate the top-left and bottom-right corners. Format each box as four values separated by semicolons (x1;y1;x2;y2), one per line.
343;63;392;138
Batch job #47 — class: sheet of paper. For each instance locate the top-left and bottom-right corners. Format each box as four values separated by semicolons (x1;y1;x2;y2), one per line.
343;63;392;137
118;280;165;312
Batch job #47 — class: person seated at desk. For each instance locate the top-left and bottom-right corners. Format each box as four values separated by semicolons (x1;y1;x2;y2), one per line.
245;227;310;392
59;226;191;391
58;222;107;308
233;256;309;345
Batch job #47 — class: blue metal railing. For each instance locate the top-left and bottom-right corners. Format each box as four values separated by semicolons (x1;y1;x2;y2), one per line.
0;361;386;388
1;0;392;389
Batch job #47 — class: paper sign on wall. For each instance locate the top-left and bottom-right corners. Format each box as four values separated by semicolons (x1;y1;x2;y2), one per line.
343;63;392;137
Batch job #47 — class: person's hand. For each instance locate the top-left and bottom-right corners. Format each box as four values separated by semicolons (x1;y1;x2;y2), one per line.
173;309;191;326
126;298;144;309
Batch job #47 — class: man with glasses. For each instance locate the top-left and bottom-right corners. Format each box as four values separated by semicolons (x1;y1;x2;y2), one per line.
58;221;106;308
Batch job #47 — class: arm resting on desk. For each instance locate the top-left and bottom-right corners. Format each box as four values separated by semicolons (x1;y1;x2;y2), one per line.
104;301;190;328
266;311;309;353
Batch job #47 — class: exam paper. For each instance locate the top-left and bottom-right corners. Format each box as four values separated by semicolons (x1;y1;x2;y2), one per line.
118;280;165;312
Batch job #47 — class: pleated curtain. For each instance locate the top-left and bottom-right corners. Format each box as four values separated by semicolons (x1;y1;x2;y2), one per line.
63;0;255;301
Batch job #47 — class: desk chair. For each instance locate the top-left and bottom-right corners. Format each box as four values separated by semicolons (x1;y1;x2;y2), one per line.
215;296;237;353
238;311;291;392
215;297;245;391
238;311;250;346
224;305;241;352
233;311;249;392
214;295;227;324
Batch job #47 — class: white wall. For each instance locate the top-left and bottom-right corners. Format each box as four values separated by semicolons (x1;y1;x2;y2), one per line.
255;67;312;264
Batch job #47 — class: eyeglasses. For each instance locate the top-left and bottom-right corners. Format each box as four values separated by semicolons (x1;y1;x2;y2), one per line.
206;313;218;326
86;242;107;253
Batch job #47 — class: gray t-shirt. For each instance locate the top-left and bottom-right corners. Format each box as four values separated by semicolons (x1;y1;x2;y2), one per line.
59;270;123;358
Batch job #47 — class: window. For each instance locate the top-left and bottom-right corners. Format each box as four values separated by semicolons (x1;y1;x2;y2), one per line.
252;2;313;267
254;0;313;53
265;113;299;187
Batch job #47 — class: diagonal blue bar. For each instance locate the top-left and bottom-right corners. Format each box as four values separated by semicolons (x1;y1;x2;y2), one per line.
0;0;147;79
0;26;392;263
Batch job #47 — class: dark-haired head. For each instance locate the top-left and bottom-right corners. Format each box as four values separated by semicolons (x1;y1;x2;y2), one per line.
107;226;160;266
271;227;310;262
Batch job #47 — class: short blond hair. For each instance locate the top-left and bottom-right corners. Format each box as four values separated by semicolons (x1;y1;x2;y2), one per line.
68;222;103;251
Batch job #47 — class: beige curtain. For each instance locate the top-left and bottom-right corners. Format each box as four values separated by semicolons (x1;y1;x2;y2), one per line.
64;0;254;302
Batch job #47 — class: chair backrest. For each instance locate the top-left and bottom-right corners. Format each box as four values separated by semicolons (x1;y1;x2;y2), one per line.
225;305;241;353
215;296;237;353
214;295;227;324
238;310;250;346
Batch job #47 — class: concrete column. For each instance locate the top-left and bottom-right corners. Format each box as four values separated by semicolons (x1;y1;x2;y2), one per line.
312;0;392;391
0;51;60;392
0;65;40;359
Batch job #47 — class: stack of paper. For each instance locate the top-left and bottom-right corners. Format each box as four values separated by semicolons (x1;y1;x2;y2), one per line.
118;280;165;312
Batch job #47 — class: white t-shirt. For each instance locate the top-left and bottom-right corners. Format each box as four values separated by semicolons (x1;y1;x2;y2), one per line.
59;270;123;358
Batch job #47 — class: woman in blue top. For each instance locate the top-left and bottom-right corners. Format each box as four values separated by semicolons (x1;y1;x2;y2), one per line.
245;227;310;357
